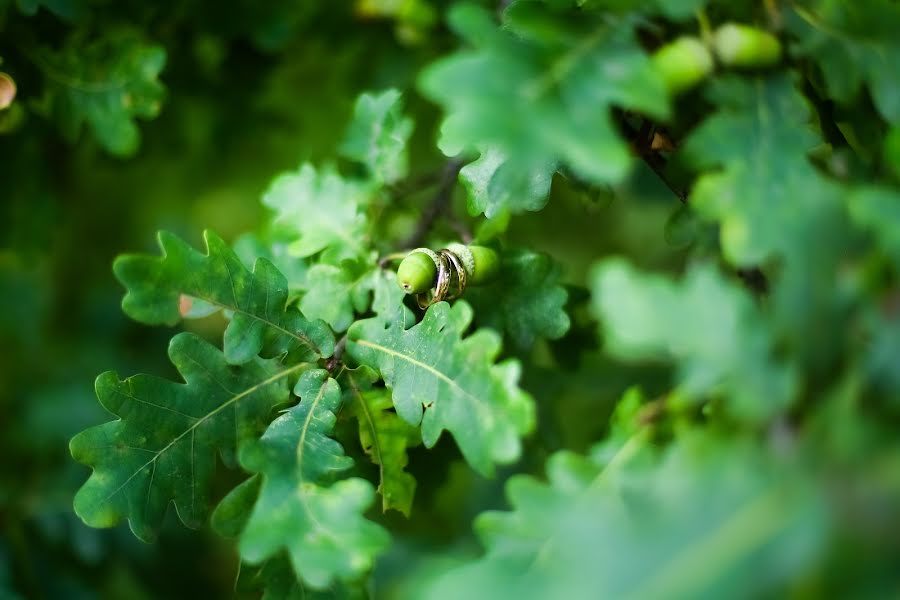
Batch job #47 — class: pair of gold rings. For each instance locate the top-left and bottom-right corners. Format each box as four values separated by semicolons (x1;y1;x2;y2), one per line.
415;248;469;309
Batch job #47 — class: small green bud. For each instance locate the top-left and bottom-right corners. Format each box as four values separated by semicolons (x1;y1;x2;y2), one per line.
652;37;714;95
712;23;782;68
468;245;499;285
397;250;437;294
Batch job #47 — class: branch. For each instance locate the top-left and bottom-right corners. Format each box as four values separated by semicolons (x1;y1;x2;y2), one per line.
326;334;348;372
402;157;466;249
615;112;688;202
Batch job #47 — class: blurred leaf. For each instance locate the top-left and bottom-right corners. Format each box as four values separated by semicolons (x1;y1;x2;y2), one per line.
262;163;373;263
426;431;827;600
459;146;555;217
339;89;413;185
419;3;668;191
70;333;294;541
339;366;419;516
465;249;570;350
36;30;165;156
681;75;844;267
300;262;378;333
788;0;900;123
347;301;535;475
232;369;390;589
114;230;334;365
591;259;796;421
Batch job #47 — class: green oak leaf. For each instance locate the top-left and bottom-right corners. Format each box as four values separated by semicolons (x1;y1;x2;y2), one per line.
262;162;372;262
233;233;309;291
114;230;334;365
681;75;844;267
346;300;535;476
419;3;668;188
235;369;390;589
339;89;413;185
339;366;419;516
590;259;796;421
681;75;853;370
36;30;166;156
788;0;900;123
459;147;555;217
425;431;826;600
465;249;570;350
300;262;378;333
69;333;295;542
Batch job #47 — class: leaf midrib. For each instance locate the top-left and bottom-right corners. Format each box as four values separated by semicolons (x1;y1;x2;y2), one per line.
353;339;479;405
97;362;305;509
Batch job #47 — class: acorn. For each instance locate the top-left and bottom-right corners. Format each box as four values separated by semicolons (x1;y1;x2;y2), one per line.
397;245;500;294
651;36;714;95
397;248;438;294
712;23;782;68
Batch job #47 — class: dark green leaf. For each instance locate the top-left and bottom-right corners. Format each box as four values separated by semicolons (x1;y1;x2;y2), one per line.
114;230;334;365
465;249;570;350
234;369;390;588
37;30;165;156
70;333;295;541
339;366;419;516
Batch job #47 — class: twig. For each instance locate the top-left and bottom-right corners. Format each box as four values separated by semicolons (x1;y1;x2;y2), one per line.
615;112;688;201
326;334;348;372
403;157;466;249
616;112;770;295
385;169;443;198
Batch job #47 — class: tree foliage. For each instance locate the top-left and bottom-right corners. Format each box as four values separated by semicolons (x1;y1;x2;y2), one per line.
2;0;900;597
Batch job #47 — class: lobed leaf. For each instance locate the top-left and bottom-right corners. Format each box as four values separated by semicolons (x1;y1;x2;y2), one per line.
681;75;844;267
300;262;378;333
459;146;555;217
347;301;535;476
262;163;373;262
426;432;827;600
419;3;668;195
465;249;570;350
70;333;295;541
590;259;796;421
788;0;900;123
339;88;413;185
339;366;419;516
114;230;334;365
37;30;166;156
233;369;390;589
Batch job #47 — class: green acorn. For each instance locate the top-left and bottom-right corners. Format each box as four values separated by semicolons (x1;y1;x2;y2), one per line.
651;36;714;95
397;245;500;294
712;23;782;68
398;249;438;294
